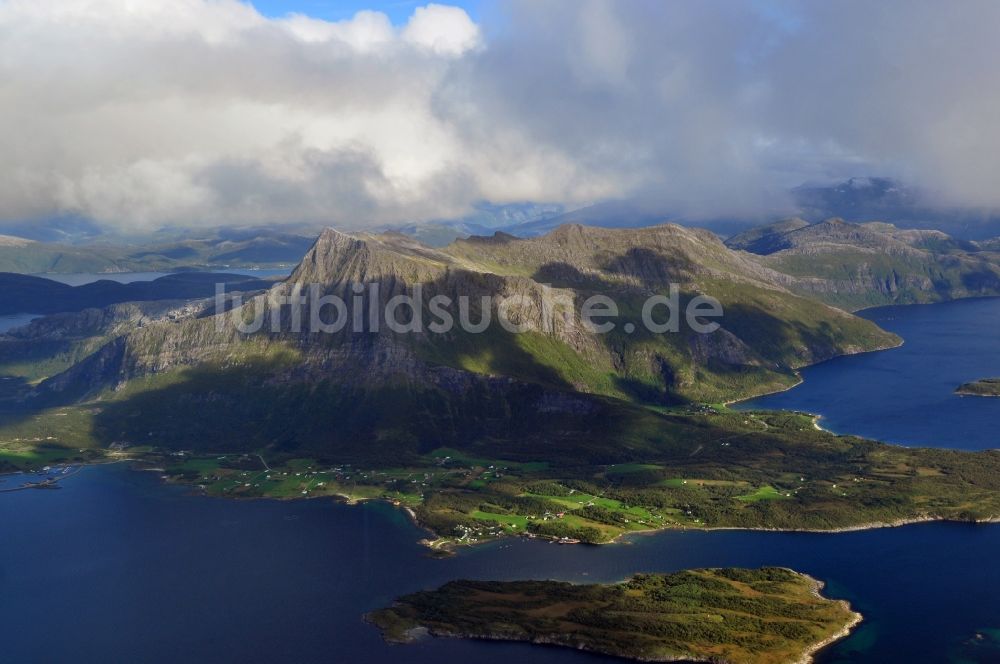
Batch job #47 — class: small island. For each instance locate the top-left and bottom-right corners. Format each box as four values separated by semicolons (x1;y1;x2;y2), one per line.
956;378;1000;397
368;567;862;664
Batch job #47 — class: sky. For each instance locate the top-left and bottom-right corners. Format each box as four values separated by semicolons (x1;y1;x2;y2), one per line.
252;0;481;25
2;0;1000;233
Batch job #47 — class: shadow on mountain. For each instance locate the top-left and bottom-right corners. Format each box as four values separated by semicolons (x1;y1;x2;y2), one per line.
961;269;1000;291
532;262;612;291
600;248;694;289
458;231;520;246
613;376;683;405
86;356;678;468
0;375;36;406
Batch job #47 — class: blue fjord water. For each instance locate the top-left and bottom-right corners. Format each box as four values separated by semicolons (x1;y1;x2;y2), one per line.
739;297;1000;450
2;298;999;663
1;466;999;664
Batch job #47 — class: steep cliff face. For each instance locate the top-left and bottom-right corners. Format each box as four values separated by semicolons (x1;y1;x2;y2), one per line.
37;223;897;409
728;218;1000;309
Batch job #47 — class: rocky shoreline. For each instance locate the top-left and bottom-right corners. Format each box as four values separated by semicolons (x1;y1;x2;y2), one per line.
794;576;865;664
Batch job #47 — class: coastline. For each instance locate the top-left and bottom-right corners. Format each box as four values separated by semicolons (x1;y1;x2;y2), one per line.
614;514;1000;541
799;607;863;664
380;624;861;664
416;510;1000;553
131;460;999;550
12;460;998;551
795;574;865;664
725;334;905;409
723;374;804;407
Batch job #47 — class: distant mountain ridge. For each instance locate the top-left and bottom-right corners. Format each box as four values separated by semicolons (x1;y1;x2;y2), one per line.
791;177;1000;239
0;272;269;316
726;218;1000;309
377;202;566;247
0;230;316;274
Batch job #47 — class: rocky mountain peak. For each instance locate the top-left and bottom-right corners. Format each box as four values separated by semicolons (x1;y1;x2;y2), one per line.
288;227;452;287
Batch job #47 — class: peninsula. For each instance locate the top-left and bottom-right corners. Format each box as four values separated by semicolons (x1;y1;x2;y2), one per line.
9;403;1000;550
369;567;862;664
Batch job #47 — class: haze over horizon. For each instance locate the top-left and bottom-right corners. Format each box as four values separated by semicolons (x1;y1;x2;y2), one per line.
4;0;1000;235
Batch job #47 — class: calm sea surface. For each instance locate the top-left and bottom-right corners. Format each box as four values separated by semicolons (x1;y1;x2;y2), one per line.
2;297;999;663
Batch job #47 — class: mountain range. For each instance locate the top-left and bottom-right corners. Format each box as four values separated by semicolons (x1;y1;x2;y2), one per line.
3;217;1000;540
31;223;899;414
727;217;1000;309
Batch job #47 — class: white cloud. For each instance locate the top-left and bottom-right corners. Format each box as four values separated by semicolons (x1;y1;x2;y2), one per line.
0;0;480;228
280;10;394;51
1;0;1000;232
401;3;481;56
